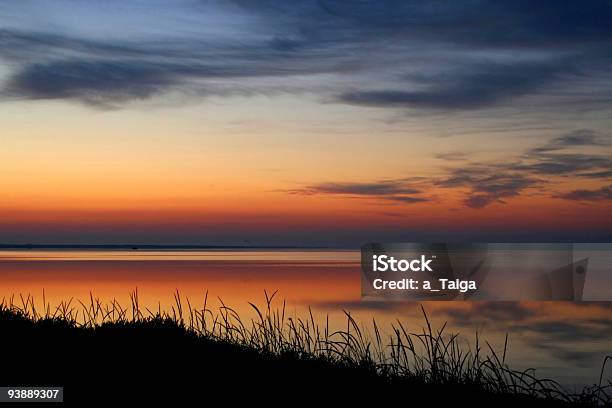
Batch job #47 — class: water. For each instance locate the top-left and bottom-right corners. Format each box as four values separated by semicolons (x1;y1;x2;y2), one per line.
0;249;610;388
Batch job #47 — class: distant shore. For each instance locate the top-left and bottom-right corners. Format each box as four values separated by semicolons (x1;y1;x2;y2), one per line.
0;243;333;250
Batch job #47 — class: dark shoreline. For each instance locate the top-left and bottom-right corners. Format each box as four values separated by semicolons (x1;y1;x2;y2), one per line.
0;309;574;406
1;294;609;406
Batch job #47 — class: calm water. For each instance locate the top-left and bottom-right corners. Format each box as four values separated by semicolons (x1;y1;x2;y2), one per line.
1;249;610;388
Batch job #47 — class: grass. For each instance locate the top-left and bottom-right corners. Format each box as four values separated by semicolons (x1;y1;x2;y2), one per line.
1;289;610;406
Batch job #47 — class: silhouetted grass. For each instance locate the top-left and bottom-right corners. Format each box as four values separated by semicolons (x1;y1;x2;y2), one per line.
0;290;610;406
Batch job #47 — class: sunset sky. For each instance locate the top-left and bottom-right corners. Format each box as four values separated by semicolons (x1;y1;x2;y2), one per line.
1;0;612;246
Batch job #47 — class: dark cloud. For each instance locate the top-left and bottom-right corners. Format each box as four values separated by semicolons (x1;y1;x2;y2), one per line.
557;185;612;201
299;181;420;196
506;153;612;176
338;60;569;110
528;129;607;153
463;195;497;209
576;170;612;179
2;1;612;109
437;168;539;208
5;60;178;105
288;129;611;209
0;26;347;106
309;0;612;111
235;0;612;47
512;131;612;180
546;129;605;147
431;130;612;207
288;180;430;204
385;195;430;204
4;57;323;106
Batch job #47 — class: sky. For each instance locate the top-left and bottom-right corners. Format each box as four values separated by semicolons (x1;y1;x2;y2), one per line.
1;0;612;246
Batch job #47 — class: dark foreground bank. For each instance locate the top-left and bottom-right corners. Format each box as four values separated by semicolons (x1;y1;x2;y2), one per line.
0;294;609;406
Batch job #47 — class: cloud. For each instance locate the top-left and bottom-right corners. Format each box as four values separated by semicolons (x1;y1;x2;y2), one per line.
298;181;420;196
506;153;612;176
338;60;569;110
385;195;431;204
557;185;612;201
5;60;179;105
437;168;540;208
0;27;347;106
1;1;612;109
528;129;608;153
235;1;612;47
286;129;611;209
462;195;496;209
576;170;612;179
432;129;612;207
509;131;612;178
0;29;146;62
319;0;612;111
546;129;604;147
3;56;319;107
288;180;430;204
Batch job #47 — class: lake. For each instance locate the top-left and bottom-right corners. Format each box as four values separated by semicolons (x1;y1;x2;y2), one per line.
0;249;610;388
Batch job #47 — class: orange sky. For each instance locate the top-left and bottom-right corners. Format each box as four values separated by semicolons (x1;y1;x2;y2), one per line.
1;4;611;246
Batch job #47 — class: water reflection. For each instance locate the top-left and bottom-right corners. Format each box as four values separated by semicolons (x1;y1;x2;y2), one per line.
0;250;610;387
